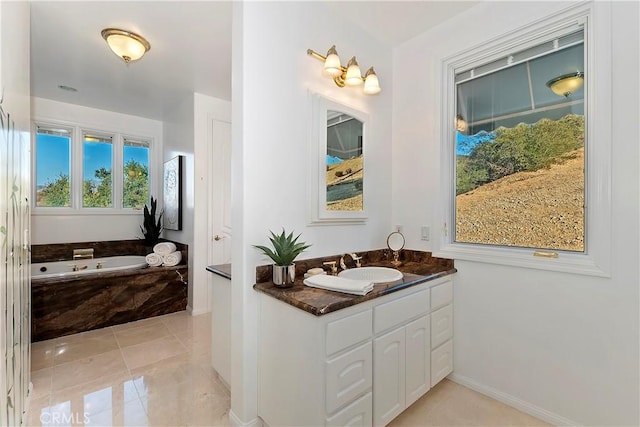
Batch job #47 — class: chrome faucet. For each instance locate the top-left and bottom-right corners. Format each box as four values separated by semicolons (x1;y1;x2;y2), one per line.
340;253;362;270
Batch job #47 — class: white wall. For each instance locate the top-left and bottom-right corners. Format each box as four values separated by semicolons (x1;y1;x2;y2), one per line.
393;2;639;426
30;97;163;244
231;2;393;424
162;94;195;308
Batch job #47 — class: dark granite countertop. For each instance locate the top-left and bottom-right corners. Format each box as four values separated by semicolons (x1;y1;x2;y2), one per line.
206;264;231;280
253;252;456;316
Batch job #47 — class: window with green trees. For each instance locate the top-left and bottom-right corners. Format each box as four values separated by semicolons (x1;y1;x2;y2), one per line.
35;126;72;207
34;125;152;210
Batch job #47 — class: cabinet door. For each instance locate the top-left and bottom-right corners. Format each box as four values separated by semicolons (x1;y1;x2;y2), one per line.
405;316;430;407
373;328;405;427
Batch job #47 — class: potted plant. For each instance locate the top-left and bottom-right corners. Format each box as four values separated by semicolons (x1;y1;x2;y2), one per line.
254;229;311;287
140;196;163;247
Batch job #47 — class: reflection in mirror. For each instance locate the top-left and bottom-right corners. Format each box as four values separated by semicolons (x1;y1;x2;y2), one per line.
326;111;363;211
387;231;405;267
387;231;405;251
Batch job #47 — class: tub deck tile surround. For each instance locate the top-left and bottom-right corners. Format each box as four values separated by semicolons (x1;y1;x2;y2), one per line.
253;249;455;315
31;239;189;342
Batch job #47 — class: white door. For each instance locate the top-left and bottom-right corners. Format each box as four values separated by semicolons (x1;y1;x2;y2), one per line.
373;327;405;427
209;118;232;264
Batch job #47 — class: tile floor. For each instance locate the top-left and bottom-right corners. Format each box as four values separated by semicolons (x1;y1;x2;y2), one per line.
28;311;548;427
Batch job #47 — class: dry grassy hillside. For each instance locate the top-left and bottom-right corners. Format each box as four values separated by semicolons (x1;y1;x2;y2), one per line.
456;148;584;251
326;156;363;211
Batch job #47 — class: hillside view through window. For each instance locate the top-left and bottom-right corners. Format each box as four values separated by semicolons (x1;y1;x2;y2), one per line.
454;31;585;252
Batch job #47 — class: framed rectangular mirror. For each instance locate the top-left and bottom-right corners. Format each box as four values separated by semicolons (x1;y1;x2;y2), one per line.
308;93;369;225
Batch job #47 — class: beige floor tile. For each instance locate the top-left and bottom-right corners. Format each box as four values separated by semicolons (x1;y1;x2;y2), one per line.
52;349;128;392
113;321;172;348
30;367;53;400
162;311;211;336
31;339;56;371
82;397;148;427
53;328;119;365
50;371;140;420
120;335;186;371
110;315;164;332
25;396;51;427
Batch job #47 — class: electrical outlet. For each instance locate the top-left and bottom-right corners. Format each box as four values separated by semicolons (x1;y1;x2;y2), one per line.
421;226;430;241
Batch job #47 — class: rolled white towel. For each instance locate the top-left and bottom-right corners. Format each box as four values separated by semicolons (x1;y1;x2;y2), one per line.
154;242;177;255
303;275;374;296
162;251;182;267
145;253;163;267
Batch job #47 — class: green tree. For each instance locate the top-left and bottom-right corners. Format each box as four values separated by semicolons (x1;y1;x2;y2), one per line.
456;114;584;195
123;160;149;209
83;167;112;207
37;173;70;207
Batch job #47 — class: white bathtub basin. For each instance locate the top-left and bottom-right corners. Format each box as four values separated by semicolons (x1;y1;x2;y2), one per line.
338;266;403;283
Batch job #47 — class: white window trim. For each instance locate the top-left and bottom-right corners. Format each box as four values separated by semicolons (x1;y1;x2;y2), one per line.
434;2;612;277
32;119;157;215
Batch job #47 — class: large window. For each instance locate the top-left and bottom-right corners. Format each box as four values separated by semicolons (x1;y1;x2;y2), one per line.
455;31;585;253
33;124;153;211
438;4;612;276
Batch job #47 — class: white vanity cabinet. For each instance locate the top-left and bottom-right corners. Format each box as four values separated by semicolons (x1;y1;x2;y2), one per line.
210;273;231;388
257;275;454;427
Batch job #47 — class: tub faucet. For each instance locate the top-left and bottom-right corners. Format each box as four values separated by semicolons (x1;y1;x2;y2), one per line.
73;248;94;260
71;264;88;272
340;253;362;270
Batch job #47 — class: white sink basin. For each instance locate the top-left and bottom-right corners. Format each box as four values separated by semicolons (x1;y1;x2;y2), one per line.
338;266;403;283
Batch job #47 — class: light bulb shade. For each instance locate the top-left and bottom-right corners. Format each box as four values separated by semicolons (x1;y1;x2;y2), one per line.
101;28;150;63
344;57;363;86
546;72;584;97
363;67;381;95
323;45;343;78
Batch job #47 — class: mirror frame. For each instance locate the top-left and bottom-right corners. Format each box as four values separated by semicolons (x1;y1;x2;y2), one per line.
308;92;369;225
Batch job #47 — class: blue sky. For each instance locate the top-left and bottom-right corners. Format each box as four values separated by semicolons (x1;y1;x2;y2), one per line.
36;134;148;186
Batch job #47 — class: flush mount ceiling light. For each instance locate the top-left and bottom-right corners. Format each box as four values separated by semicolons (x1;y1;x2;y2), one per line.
546;71;584;97
307;45;381;95
101;28;150;63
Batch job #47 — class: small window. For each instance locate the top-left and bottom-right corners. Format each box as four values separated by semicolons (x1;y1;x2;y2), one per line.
123;138;150;209
35;125;72;207
82;132;113;208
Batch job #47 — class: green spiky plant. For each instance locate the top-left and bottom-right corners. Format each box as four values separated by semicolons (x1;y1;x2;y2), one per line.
253;229;312;266
140;196;163;246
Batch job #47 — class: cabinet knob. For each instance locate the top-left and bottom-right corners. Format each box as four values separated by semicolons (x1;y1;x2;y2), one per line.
214;235;222;241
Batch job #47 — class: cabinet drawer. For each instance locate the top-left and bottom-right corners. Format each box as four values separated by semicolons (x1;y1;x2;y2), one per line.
431;340;453;387
326;392;372;427
430;280;453;311
374;290;429;334
326;309;372;356
431;304;453;349
326;341;373;415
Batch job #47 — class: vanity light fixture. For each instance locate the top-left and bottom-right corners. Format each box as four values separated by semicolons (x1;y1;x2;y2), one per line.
307;45;381;95
101;28;151;64
546;71;584;97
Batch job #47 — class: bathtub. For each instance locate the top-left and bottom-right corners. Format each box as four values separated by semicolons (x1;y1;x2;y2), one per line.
31;255;148;280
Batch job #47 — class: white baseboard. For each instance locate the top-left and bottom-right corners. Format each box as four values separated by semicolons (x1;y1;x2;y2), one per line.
229;410;263;427
448;373;580;426
186;305;210;316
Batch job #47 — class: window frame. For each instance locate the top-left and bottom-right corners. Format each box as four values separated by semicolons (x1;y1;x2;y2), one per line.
31;120;156;215
435;2;612;277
